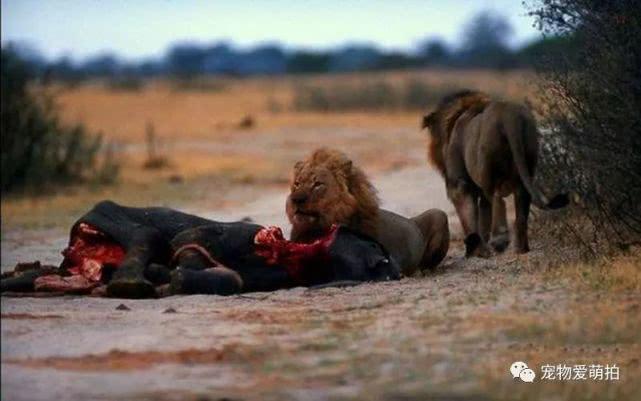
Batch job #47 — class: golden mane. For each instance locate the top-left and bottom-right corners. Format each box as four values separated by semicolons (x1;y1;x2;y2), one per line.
424;90;492;175
301;147;380;237
440;91;491;134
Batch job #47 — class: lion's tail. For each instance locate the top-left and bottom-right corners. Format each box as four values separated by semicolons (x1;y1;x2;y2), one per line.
505;112;569;210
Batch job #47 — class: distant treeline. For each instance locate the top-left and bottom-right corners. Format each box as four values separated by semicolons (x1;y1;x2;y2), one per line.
6;11;576;81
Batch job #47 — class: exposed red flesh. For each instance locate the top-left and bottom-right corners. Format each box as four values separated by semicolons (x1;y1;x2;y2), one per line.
56;223;335;292
62;223;126;282
34;274;99;293
254;225;337;280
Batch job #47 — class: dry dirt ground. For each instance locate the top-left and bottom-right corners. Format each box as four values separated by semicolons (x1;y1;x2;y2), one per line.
2;163;640;401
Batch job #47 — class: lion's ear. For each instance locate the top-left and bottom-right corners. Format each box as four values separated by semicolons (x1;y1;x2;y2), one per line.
422;113;436;129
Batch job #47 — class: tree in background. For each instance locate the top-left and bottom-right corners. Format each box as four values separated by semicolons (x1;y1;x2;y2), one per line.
81;53;120;78
458;11;517;68
328;45;381;72
1;46;118;194
287;51;331;74
11;9;577;79
235;45;287;75
418;38;451;66
528;0;641;251
166;43;208;78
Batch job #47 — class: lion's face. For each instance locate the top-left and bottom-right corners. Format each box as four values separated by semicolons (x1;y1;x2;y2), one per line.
286;161;357;241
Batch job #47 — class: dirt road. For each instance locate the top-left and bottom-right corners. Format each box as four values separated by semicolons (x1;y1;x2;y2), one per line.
2;166;639;401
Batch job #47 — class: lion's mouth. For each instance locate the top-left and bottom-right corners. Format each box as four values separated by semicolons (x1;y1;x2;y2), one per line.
294;210;320;224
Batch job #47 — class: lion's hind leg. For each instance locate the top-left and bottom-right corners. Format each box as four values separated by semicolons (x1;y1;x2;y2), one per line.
478;195;492;243
514;184;531;253
412;209;450;270
489;194;510;253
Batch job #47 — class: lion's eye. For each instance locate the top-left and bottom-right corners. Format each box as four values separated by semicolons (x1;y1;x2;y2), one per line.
313;182;323;188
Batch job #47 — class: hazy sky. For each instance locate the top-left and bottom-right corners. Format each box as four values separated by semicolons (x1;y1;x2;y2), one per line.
1;0;542;61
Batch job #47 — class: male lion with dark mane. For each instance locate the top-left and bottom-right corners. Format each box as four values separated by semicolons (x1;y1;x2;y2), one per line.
422;90;568;256
286;147;450;276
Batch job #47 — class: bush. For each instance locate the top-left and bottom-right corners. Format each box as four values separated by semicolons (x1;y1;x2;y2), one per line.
1;47;119;194
528;0;641;252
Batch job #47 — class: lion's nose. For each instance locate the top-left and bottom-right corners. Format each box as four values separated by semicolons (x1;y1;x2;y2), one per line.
291;193;308;205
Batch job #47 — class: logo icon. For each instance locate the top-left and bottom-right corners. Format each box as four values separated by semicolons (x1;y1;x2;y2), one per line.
511;361;536;382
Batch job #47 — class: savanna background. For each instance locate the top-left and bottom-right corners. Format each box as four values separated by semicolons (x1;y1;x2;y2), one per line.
1;1;640;400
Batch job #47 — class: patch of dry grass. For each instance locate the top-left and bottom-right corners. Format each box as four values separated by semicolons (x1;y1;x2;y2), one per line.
1;147;289;230
503;302;641;345
3;69;536;230
470;304;641;400
1;180;195;231
50;69;537;143
543;248;641;292
121;150;285;185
